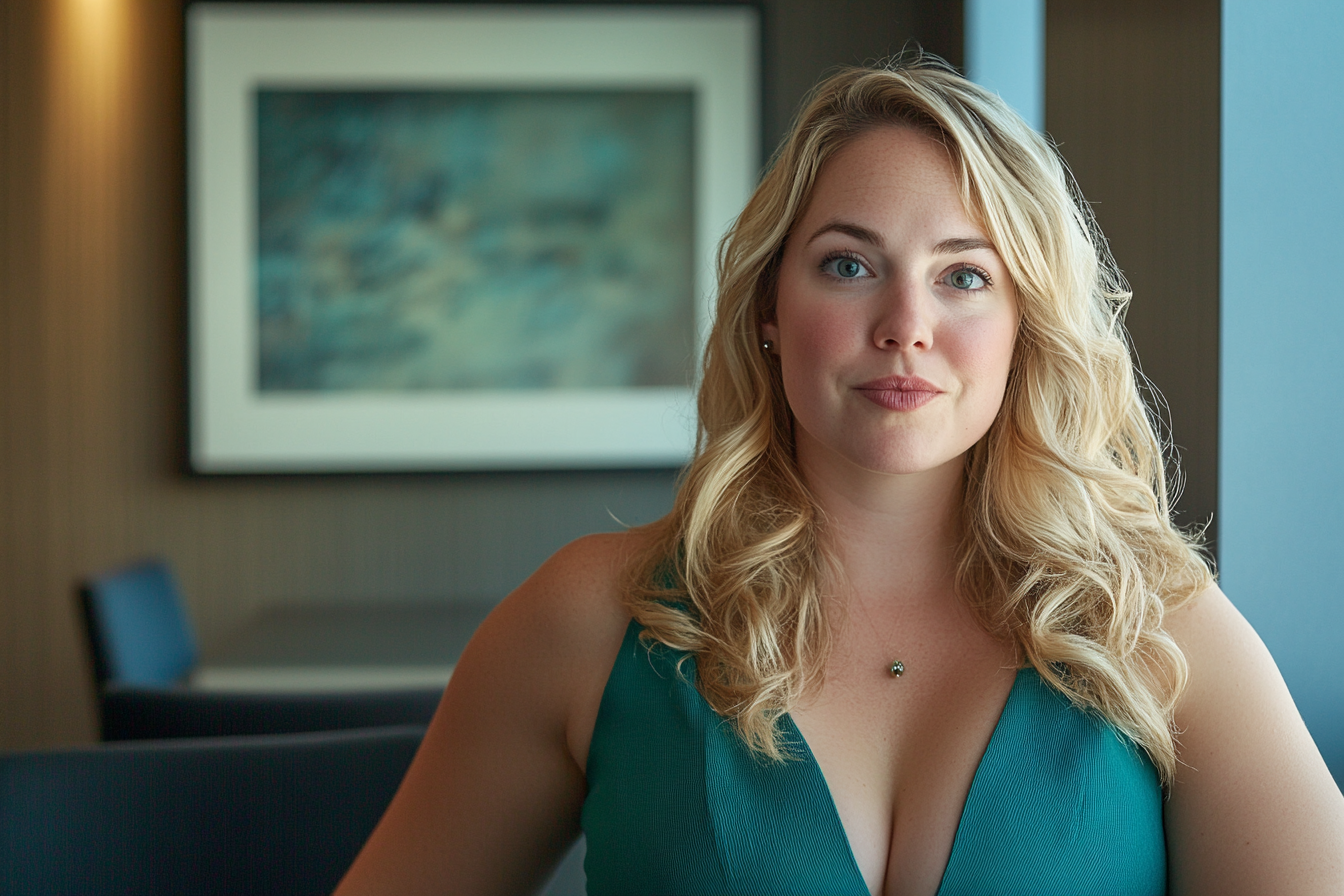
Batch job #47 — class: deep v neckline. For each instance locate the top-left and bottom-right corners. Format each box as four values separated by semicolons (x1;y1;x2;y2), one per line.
779;667;1030;896
583;621;1165;895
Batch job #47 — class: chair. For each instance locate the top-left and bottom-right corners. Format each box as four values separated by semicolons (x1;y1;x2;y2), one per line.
79;560;196;688
79;559;442;740
0;725;424;896
100;684;443;740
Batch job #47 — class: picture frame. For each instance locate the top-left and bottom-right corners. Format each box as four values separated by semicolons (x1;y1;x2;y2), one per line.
187;3;760;472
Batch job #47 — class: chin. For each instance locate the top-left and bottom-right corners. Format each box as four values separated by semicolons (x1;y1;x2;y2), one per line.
845;444;967;478
793;422;973;481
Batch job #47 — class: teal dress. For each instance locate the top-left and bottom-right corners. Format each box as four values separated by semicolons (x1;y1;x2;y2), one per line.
582;620;1166;895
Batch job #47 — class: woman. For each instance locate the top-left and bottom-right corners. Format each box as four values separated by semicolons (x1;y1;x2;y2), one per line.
336;57;1344;895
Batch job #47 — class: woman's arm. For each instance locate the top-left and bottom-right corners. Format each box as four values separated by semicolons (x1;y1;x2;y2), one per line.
1164;584;1344;894
334;533;637;896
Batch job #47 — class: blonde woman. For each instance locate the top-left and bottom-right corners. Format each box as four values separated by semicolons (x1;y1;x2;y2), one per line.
337;56;1344;896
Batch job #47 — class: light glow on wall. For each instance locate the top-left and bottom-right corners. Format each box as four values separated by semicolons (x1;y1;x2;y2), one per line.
52;0;129;139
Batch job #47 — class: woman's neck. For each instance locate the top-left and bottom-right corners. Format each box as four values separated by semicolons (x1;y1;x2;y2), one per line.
798;444;965;607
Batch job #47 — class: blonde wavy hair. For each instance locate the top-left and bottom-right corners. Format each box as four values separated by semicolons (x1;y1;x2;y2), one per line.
625;53;1212;786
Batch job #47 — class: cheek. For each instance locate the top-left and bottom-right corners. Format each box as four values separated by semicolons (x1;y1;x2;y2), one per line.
948;312;1019;414
770;288;851;436
775;298;862;407
775;284;863;364
952;304;1017;366
787;314;851;366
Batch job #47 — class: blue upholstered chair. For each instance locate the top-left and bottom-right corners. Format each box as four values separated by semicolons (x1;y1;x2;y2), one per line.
0;725;424;896
79;560;197;688
79;560;442;741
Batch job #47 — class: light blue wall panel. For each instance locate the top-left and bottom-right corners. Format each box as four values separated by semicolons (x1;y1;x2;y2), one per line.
1221;0;1344;777
964;0;1044;131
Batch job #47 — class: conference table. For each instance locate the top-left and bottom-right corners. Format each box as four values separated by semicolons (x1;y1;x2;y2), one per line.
190;602;496;692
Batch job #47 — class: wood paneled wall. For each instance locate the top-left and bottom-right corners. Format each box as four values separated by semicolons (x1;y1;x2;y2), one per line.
1046;0;1221;549
0;0;957;750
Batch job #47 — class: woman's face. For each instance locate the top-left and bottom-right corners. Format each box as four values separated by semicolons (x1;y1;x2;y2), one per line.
763;126;1019;483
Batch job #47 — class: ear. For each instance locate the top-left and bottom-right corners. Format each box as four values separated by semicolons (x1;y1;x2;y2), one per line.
760;319;781;348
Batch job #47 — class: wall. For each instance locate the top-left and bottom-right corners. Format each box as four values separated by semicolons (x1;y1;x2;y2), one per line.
1221;0;1344;779
0;0;958;750
965;0;1043;131
1045;0;1221;550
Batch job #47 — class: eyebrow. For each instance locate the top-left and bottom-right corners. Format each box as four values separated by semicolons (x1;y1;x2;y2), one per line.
805;220;885;248
932;236;997;255
804;221;998;257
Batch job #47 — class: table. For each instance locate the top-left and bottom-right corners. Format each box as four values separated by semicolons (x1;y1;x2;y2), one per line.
191;602;495;692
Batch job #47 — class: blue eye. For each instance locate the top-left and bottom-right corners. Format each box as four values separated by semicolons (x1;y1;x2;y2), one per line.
822;254;869;279
947;267;988;290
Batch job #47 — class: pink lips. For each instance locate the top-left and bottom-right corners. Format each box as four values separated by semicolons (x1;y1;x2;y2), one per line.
854;375;942;411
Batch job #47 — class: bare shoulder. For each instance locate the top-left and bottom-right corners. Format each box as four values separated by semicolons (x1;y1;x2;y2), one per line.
1163;583;1344;895
1164;582;1276;683
476;528;650;669
334;527;661;896
461;526;659;766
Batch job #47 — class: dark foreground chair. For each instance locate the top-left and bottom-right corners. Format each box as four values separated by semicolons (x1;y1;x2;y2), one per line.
0;725;424;896
80;559;443;740
101;684;443;740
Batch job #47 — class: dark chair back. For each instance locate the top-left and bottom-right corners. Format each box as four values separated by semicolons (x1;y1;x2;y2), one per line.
0;725;423;896
79;560;197;687
100;684;442;740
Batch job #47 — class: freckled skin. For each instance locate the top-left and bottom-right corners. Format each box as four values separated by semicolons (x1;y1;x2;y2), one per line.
763;126;1019;485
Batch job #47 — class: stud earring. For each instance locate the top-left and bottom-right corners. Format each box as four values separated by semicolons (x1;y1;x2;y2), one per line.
762;339;775;351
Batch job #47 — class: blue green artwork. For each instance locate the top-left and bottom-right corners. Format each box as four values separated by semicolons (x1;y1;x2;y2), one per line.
255;89;695;391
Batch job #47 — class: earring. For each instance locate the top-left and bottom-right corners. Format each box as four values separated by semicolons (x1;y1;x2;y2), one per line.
762;339;775;351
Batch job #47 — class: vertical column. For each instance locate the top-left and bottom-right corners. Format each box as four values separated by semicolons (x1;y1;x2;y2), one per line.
1221;0;1344;779
964;0;1044;131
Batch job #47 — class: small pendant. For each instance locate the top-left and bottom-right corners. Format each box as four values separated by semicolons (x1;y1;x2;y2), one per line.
889;660;905;678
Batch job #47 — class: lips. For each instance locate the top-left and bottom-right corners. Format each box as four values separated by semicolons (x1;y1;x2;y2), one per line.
854;375;942;411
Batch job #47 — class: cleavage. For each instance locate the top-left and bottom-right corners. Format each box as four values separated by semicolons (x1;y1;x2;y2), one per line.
788;654;1018;896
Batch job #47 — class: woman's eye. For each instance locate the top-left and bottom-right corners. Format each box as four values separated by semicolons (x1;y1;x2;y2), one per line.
822;255;869;279
946;267;988;290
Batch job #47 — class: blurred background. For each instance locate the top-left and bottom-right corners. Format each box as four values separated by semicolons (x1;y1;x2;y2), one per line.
0;0;1337;787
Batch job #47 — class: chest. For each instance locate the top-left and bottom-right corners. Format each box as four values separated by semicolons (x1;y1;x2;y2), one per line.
581;621;1168;896
789;619;1018;896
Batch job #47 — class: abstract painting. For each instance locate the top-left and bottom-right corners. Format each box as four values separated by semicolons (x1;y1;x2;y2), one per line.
255;89;696;393
187;4;758;470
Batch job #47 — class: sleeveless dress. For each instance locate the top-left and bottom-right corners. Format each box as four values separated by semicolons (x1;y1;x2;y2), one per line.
582;620;1166;896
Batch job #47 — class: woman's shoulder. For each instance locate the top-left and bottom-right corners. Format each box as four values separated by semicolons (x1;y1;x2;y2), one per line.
471;527;657;672
1162;582;1303;758
334;528;664;895
1162;583;1344;893
500;526;658;635
461;526;664;768
1161;582;1307;738
1162;582;1263;705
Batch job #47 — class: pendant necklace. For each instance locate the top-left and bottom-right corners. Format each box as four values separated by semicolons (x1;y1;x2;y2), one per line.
853;593;905;678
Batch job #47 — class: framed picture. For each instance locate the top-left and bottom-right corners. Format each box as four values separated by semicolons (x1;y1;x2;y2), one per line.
187;3;760;472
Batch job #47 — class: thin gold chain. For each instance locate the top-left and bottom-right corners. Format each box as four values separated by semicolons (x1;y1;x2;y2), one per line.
850;592;905;678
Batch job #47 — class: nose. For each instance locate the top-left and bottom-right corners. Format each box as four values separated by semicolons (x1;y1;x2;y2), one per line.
872;276;933;351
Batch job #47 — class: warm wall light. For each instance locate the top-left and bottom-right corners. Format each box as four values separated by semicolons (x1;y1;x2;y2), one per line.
53;0;129;135
39;0;133;374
